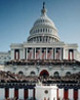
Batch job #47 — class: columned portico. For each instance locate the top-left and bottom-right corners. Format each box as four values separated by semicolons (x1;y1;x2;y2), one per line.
1;2;80;79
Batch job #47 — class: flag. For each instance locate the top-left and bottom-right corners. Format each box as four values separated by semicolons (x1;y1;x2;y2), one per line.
36;49;40;59
15;50;19;60
42;49;46;59
28;49;33;59
56;48;61;60
47;49;52;59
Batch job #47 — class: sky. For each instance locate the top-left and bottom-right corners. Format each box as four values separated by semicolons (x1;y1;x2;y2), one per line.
0;0;80;52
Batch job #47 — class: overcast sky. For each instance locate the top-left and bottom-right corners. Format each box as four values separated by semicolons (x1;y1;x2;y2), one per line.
0;0;80;51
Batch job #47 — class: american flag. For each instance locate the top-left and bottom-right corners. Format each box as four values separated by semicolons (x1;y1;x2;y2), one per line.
56;48;61;60
36;49;40;59
28;49;33;59
15;50;19;60
47;49;52;59
0;87;80;99
42;49;46;59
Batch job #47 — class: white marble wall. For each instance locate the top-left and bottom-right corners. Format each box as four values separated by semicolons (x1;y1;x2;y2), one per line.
35;85;58;100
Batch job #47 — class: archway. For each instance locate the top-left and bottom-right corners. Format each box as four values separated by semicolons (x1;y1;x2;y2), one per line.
66;72;71;76
30;71;36;76
39;70;49;77
54;71;59;77
18;71;24;75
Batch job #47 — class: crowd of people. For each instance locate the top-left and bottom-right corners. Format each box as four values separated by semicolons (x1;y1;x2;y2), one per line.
0;71;80;100
0;71;38;83
5;59;80;66
0;70;80;84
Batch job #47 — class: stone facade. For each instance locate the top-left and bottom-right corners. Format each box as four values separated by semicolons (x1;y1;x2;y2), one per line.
0;3;80;77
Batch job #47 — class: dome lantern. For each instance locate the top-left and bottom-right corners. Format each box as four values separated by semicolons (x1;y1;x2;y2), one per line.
41;2;47;16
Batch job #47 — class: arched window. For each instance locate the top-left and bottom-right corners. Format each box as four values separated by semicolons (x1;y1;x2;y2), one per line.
54;71;59;77
18;71;23;75
46;29;47;32
30;71;36;76
38;29;39;33
41;20;42;23
46;36;48;42
66;72;71;76
36;30;37;33
40;70;49;77
40;29;42;32
43;28;45;32
40;36;41;42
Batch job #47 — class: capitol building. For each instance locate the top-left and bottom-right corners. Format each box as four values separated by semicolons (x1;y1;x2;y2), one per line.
0;2;80;77
0;3;80;100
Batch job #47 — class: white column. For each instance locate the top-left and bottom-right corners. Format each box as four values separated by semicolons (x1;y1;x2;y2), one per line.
9;88;14;98
35;48;36;59
28;89;33;99
11;49;14;60
60;48;62;60
39;37;40;42
26;48;28;60
78;89;80;100
36;37;37;42
46;48;48;59
74;49;77;60
23;48;25;59
51;48;53;59
45;36;47;42
44;36;46;42
59;88;64;99
32;48;33;59
68;89;73;100
20;49;23;59
48;36;49;42
0;88;5;99
65;49;68;60
55;48;56;59
40;48;42;59
19;89;24;99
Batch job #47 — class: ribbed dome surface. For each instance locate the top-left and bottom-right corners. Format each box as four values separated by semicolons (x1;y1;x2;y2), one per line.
33;15;57;30
27;3;60;43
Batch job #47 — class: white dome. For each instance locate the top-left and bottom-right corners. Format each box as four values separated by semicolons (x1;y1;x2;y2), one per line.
28;3;60;43
33;15;57;30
